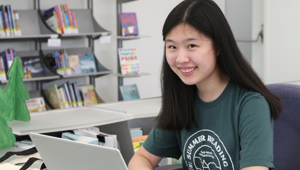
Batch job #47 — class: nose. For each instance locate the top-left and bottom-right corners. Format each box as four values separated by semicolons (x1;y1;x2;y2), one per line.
176;49;190;64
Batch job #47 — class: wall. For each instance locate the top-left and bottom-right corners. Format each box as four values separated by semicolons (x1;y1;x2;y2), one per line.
251;0;264;80
264;0;300;84
225;0;252;63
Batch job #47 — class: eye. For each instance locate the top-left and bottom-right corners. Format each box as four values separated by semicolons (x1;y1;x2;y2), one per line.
188;44;196;48
168;45;176;50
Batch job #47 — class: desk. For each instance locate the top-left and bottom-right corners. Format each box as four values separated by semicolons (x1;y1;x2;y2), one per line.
1;107;135;164
93;97;161;134
0;146;23;158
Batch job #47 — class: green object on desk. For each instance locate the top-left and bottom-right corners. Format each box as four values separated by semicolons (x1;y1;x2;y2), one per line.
3;57;30;122
0;114;16;148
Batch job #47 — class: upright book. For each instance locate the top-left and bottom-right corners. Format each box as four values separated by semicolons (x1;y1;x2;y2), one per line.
119;12;139;36
78;52;97;74
119;84;140;101
21;56;44;78
78;85;98;106
118;48;140;75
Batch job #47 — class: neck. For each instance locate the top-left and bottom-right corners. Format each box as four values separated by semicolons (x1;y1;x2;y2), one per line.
196;72;229;103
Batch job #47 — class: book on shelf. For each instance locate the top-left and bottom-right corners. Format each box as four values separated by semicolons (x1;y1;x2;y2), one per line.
45;50;97;76
43;4;78;35
73;127;118;149
0;4;22;37
44;84;63;109
0;47;15;79
119;12;139;36
118;48;140;75
119;84;140;101
78;52;97;74
78;84;98;106
25;97;46;113
68;54;81;75
0;56;6;81
21;56;44;78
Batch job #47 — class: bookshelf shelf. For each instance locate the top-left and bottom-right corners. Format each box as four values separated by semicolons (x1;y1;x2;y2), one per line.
0;76;60;84
39;9;111;39
0;50;60;85
41;47;111;78
116;35;150;40
61;71;112;78
115;72;150;78
118;0;138;4
0;10;55;40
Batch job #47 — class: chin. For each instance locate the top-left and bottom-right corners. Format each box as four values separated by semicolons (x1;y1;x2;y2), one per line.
180;79;197;86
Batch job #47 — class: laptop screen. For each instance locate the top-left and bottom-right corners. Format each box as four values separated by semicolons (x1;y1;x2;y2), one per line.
29;132;128;170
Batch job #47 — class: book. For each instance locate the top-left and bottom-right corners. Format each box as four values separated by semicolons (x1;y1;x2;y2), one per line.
0;11;5;36
58;87;70;108
21;57;44;78
119;84;140;101
44;84;63;109
118;48;140;75
78;52;97;74
58;83;72;107
71;82;83;107
25;97;46;113
0;56;6;81
78;85;98;106
68;55;81;75
119;12;139;36
66;81;77;107
130;128;143;137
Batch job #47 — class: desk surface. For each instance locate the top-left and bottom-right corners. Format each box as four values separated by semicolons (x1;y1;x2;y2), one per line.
93;97;161;119
0;146;23;158
8;107;134;136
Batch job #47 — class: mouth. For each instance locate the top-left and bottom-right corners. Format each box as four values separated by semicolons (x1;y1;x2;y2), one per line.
179;66;197;73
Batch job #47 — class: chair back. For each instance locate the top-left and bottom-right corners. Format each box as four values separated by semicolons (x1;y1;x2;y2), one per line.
267;83;300;170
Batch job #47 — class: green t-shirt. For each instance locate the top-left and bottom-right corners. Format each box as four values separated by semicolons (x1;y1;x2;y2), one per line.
143;82;274;170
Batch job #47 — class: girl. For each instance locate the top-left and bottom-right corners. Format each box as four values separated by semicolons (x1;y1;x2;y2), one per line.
128;0;282;169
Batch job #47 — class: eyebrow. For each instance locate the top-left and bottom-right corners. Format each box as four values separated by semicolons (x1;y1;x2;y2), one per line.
165;38;197;43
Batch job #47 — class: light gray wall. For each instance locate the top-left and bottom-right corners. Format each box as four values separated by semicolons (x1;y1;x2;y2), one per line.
225;0;252;63
264;0;300;84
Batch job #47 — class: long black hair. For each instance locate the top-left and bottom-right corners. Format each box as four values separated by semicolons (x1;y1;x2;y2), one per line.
156;0;282;131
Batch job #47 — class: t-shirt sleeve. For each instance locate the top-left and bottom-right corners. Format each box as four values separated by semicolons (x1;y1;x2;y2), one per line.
143;126;181;159
239;94;274;169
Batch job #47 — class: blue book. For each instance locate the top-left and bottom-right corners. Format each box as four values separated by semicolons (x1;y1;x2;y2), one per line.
78;52;97;74
119;84;140;101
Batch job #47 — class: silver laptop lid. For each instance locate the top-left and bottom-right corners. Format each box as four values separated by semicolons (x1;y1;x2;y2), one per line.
29;132;128;170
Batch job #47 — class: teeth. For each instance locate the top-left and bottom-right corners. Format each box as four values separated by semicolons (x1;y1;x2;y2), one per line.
181;67;195;73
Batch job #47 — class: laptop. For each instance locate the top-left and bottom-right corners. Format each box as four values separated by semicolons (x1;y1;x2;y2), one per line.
29;132;128;170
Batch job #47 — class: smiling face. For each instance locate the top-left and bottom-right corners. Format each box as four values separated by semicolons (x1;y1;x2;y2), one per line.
165;23;221;88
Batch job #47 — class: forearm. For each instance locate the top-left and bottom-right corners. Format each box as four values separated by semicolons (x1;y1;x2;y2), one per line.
128;154;154;170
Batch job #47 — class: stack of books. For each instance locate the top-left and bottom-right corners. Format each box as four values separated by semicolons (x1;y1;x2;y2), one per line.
44;83;99;109
43;4;78;34
45;50;97;76
0;4;22;37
